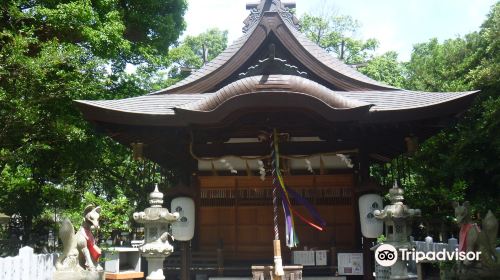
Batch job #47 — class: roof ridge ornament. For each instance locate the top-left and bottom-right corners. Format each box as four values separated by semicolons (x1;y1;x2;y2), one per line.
243;0;299;33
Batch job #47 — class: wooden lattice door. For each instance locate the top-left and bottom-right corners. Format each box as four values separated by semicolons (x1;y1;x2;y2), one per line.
197;174;356;261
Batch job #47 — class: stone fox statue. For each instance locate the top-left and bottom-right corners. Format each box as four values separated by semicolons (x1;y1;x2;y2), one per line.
56;205;103;272
453;201;498;265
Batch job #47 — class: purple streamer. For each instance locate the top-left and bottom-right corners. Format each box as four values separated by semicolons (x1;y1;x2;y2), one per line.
286;186;327;227
280;187;298;247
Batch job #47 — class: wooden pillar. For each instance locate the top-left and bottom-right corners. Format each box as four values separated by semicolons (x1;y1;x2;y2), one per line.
358;148;370;183
181;241;190;280
362;237;376;280
330;244;337;274
358;145;375;280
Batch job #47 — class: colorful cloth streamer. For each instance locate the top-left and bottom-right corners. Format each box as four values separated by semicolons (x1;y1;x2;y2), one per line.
280;190;298;247
271;129;327;248
286;187;326;229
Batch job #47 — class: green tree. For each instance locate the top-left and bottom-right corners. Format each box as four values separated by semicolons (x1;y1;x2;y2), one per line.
0;0;187;243
166;28;228;84
359;51;406;88
405;36;480;92
392;3;500;220
299;11;407;90
182;28;229;66
300;13;378;64
61;191;134;241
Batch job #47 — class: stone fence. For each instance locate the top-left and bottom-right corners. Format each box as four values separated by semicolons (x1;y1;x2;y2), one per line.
0;246;58;280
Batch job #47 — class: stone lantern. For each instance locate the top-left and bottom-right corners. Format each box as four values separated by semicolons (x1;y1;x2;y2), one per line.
133;185;179;280
373;182;420;279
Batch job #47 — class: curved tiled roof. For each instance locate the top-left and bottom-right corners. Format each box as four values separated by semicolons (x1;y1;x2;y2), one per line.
338;90;478;111
76;75;478;125
74;0;480;164
75;2;478;127
285;21;394;90
77;94;208;115
154;29;255;94
156;10;395;94
77;88;476;116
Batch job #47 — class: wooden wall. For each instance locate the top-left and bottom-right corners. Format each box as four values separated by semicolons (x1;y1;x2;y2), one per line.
196;174;356;261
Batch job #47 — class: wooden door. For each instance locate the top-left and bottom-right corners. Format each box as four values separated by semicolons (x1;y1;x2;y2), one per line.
197;174;356;261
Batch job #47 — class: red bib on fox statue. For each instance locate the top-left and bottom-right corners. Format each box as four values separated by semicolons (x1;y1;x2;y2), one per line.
84;228;101;262
459;223;480;252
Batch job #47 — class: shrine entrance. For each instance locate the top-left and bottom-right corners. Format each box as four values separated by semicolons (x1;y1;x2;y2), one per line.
197;174;356;261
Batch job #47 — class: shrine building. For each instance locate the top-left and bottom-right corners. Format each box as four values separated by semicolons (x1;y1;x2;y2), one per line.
76;1;478;279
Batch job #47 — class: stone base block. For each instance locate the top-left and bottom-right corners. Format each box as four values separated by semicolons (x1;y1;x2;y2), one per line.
251;265;303;280
54;271;105;280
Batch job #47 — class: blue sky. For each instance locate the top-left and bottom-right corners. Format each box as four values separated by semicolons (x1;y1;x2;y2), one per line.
183;0;497;61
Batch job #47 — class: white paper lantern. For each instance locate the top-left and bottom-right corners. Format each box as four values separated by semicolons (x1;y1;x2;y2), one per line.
171;197;195;241
358;194;383;238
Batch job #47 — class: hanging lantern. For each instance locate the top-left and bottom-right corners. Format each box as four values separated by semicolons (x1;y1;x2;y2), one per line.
171;197;195;241
131;142;144;161
358;193;383;238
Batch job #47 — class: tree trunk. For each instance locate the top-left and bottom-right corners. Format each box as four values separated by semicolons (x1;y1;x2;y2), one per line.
340;40;345;61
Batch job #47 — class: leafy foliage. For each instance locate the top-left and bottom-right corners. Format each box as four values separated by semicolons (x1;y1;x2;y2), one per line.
167;28;228;83
405;36;480;92
0;0;187;243
300;13;378;64
370;3;500;223
359;51;406;87
61;192;134;239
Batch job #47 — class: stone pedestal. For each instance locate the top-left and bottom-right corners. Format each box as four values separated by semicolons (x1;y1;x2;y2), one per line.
104;247;142;274
251;265;303;280
390;261;417;280
145;257;166;280
54;271;105;280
